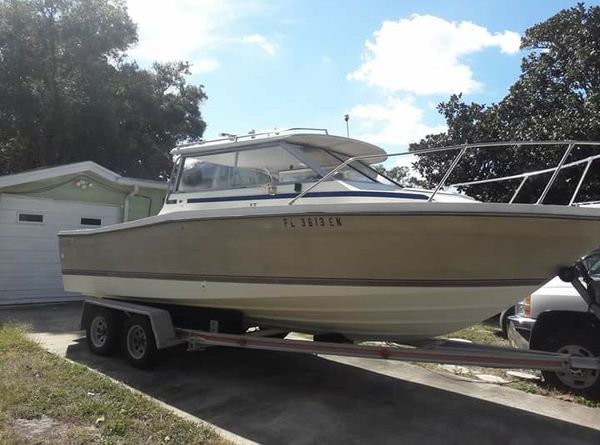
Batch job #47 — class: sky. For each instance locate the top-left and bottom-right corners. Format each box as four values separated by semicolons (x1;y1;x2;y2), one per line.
124;0;595;165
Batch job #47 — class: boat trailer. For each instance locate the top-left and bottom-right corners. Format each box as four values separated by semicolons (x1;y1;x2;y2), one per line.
80;296;600;374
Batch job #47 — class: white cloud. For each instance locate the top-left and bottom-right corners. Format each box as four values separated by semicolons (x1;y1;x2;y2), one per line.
190;58;220;74
349;96;446;147
348;14;520;95
240;34;276;55
125;0;273;69
393;152;418;169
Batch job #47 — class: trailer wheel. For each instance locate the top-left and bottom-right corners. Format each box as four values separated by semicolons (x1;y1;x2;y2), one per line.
539;329;600;398
122;316;158;368
86;308;120;356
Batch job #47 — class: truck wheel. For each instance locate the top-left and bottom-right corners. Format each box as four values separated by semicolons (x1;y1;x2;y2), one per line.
86;308;120;356
122;316;158;368
539;329;600;398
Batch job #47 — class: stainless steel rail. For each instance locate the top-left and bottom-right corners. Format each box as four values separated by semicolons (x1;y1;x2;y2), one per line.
427;145;467;203
570;159;594;206
536;143;574;204
288;140;600;206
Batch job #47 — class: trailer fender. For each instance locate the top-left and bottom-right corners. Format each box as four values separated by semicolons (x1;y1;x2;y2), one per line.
81;299;184;349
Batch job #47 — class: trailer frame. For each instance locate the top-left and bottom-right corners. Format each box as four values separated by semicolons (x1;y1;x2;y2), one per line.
80;298;600;373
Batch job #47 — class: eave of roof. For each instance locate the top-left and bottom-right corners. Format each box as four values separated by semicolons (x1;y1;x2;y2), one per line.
0;161;167;190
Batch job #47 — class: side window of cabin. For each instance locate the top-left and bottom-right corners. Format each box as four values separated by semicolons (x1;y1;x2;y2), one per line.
233;167;271;187
176;146;321;192
179;159;218;191
178;152;238;192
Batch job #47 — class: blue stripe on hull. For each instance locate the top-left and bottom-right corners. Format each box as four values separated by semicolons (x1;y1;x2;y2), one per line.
185;191;428;204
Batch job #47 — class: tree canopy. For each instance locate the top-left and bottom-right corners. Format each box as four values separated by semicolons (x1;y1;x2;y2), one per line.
0;0;207;180
408;3;600;204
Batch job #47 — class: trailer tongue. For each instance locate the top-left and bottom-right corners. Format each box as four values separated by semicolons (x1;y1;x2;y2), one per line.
177;328;598;373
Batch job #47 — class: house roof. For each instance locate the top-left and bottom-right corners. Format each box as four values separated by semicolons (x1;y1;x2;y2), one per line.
0;161;167;191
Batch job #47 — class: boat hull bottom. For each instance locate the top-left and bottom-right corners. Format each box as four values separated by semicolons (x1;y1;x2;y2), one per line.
63;274;539;341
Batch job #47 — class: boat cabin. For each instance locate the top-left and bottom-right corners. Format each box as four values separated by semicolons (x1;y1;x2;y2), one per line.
162;129;428;213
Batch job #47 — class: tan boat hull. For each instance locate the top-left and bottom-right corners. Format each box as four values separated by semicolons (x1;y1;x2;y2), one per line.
59;207;600;339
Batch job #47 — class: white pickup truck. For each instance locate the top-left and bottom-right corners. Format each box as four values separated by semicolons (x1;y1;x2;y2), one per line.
508;250;600;397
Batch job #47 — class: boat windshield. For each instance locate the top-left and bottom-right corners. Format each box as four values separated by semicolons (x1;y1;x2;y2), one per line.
176;144;398;193
295;146;398;187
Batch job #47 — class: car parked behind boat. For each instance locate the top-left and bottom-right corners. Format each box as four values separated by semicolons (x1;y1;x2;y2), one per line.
508;249;600;397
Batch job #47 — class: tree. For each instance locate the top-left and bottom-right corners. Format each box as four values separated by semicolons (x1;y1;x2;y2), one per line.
373;165;425;188
0;0;207;179
410;3;600;204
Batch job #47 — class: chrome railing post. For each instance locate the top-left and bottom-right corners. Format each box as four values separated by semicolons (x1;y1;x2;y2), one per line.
509;176;528;203
428;146;468;202
569;158;593;206
536;143;574;204
288;157;356;205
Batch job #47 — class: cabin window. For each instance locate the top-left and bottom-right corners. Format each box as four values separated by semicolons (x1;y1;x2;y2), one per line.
235;146;314;185
178;152;232;192
179;159;219;191
81;217;102;226
177;146;320;192
18;213;44;224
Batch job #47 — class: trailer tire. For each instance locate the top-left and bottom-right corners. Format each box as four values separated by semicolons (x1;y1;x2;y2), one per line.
539;329;600;398
86;308;121;356
122;316;158;369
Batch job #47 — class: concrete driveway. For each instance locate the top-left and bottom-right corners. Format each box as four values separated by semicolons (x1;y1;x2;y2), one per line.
2;302;600;445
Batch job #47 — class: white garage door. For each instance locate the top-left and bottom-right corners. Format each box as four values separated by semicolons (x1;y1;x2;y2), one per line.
0;194;118;304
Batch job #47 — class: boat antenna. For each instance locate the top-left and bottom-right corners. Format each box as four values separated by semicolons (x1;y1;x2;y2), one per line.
344;114;350;137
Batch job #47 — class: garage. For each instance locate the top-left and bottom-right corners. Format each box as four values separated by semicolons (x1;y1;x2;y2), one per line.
0;162;167;305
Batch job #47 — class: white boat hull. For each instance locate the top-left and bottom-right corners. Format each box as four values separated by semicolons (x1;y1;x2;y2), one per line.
63;274;537;340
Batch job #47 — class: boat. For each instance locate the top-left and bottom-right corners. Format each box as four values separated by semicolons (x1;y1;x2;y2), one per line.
58;129;600;341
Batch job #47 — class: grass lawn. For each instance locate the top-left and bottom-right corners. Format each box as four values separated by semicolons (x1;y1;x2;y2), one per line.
446;322;510;347
0;324;229;445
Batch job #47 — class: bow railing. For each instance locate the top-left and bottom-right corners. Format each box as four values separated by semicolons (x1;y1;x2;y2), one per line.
288;141;600;206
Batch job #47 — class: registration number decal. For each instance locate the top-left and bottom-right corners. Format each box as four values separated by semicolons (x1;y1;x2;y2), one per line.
283;216;343;228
